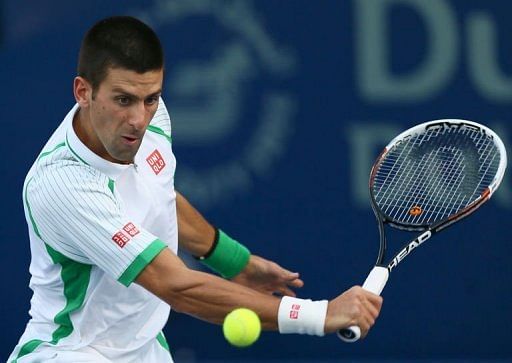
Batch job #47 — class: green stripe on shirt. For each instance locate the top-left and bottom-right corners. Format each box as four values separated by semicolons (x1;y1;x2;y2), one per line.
157;331;170;353
147;125;172;144
17;178;92;362
118;239;167;286
12;245;91;362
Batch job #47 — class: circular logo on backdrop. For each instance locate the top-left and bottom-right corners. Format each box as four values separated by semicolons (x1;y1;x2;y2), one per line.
134;0;298;209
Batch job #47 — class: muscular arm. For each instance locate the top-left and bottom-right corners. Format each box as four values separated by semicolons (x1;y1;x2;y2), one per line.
136;248;280;329
169;191;383;335
175;191;215;256
135;248;382;335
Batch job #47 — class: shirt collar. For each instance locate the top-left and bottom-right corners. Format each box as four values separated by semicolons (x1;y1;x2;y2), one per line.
65;103;131;180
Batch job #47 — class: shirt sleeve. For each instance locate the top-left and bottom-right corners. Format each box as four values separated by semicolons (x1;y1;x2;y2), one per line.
26;162;167;286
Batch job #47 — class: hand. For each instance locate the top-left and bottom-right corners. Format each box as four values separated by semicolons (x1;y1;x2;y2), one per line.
231;255;304;296
324;286;383;337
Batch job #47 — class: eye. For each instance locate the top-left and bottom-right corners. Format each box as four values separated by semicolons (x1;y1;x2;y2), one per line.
116;96;131;106
145;96;159;106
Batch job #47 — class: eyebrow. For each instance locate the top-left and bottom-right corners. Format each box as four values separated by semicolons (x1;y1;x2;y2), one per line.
111;88;162;100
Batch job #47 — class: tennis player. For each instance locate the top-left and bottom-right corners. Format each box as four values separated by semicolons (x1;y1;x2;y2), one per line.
8;16;382;363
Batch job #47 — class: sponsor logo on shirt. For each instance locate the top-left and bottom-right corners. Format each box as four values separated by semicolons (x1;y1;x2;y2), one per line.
112;231;130;248
123;222;140;237
146;149;166;175
112;223;140;248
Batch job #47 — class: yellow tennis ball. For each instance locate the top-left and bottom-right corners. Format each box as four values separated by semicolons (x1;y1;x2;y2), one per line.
223;308;261;347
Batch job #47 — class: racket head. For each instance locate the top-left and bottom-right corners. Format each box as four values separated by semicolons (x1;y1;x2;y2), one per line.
369;119;507;232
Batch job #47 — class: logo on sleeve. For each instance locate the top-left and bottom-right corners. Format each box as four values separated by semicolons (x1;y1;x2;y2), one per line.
123;222;140;237
112;222;140;248
112;231;130;248
146;149;166;175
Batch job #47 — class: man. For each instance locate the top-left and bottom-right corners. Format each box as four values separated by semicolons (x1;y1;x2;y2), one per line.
8;16;382;363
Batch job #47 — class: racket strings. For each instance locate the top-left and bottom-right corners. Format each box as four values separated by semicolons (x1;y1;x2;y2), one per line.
372;125;500;226
375;130;451;220
389;142;465;224
416;129;477;222
385;142;442;221
391;131;492;223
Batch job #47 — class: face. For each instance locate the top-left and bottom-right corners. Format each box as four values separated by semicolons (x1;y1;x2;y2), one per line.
74;67;163;164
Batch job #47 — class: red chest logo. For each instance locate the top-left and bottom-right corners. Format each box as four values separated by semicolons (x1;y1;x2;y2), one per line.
146;149;166;175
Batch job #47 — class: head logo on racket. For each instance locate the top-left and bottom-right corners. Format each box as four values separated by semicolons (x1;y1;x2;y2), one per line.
409;206;423;216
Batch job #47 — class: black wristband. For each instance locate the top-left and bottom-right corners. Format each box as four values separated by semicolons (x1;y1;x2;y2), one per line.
194;227;219;260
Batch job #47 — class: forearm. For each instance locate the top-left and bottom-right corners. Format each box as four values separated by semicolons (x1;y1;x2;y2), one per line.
176;191;250;278
176;191;215;256
168;270;279;329
136;249;381;337
137;248;279;330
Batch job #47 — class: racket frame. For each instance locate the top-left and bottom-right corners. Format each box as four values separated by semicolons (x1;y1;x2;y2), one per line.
370;119;507;271
338;119;507;342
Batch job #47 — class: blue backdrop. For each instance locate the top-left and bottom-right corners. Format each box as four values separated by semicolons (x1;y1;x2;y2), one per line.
1;1;511;362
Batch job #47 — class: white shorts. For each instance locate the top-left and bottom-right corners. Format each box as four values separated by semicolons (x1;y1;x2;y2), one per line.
8;337;173;363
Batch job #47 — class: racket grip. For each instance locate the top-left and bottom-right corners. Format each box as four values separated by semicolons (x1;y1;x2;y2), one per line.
337;266;389;343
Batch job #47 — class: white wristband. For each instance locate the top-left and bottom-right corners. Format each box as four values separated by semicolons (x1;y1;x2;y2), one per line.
277;296;328;336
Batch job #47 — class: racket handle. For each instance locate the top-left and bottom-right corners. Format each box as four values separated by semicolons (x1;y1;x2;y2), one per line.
337;266;389;342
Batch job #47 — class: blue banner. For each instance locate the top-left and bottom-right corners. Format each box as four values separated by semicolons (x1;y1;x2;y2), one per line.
1;1;510;361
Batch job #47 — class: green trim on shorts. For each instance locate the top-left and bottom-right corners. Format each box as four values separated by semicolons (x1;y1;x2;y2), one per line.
118;239;167;287
157;331;170;353
12;245;92;363
147;125;172;144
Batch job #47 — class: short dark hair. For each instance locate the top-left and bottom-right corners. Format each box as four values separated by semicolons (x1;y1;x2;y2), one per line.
77;16;164;92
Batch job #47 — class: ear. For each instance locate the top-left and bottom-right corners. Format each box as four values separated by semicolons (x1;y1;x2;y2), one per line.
73;76;93;108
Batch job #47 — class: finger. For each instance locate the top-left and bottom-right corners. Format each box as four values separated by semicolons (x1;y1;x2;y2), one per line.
275;265;296;275
359;318;371;338
276;286;297;297
364;291;383;307
362;295;381;320
286;277;304;288
278;270;299;280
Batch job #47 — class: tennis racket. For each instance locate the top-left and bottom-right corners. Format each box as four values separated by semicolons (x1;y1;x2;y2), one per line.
338;119;507;342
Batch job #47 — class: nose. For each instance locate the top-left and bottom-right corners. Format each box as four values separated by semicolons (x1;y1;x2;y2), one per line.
128;102;148;130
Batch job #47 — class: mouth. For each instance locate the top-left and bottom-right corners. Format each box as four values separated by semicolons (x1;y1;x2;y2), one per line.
121;135;139;145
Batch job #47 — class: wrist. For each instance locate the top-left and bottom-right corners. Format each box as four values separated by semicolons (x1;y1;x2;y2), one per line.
277;296;328;336
196;228;250;279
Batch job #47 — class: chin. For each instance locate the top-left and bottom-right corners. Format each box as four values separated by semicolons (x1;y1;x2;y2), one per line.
109;150;137;164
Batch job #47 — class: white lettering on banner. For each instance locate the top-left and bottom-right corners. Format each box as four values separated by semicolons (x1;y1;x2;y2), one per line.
356;0;457;102
133;0;297;209
467;13;512;102
355;0;512;103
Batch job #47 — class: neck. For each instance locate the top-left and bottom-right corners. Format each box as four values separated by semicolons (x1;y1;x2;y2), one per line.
73;108;108;161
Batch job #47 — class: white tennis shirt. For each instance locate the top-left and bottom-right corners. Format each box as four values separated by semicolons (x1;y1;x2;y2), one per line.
9;100;178;362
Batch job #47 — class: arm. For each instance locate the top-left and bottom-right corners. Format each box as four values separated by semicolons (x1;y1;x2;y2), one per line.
175;191;215;257
135;247;383;336
175;191;303;296
136;248;279;329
